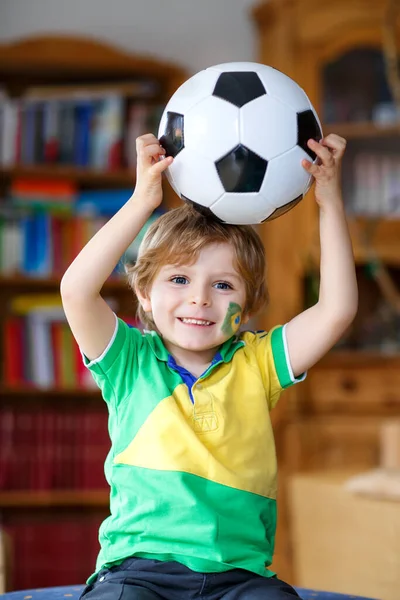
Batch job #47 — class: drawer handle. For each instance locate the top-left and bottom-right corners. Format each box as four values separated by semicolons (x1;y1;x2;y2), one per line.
341;378;357;392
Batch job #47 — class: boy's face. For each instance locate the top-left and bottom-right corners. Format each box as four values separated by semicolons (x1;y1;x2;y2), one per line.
138;242;249;361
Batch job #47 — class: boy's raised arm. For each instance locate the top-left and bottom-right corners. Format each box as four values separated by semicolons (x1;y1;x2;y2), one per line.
60;134;172;361
285;134;358;378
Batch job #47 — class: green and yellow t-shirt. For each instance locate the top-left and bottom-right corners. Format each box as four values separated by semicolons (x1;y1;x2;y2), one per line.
84;316;305;583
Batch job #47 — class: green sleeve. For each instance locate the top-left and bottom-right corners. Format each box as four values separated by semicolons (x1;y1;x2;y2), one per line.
82;315;143;409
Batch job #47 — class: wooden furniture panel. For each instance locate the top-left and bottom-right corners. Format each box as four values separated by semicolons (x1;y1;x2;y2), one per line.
253;0;400;585
289;471;400;599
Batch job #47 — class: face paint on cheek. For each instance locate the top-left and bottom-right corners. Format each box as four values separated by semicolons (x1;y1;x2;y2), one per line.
221;302;242;336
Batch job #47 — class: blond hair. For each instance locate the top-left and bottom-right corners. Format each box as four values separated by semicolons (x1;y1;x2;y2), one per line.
126;203;268;329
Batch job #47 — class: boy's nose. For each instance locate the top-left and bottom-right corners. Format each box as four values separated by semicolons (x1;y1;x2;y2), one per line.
189;287;211;306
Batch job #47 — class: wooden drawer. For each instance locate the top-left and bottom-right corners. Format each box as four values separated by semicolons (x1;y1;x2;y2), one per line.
284;417;383;470
304;363;400;415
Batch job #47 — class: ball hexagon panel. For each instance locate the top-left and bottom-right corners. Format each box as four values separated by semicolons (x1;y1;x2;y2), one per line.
169;147;224;206
259;145;312;208
182;198;220;221
211;191;274;224
165;166;181;198
240;95;297;161
297;109;323;161
216;145;267;193
255;66;311;113
164;68;222;115
209;61;265;74
263;195;303;222
184;95;239;162
159;112;184;158
212;72;266;108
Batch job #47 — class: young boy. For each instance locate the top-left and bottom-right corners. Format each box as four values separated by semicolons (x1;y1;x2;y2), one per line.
61;132;357;600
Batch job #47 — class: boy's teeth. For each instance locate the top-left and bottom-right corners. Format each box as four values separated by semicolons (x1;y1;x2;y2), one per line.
181;318;212;326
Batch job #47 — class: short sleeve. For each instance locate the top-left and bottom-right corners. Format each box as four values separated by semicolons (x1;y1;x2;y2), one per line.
82;315;143;409
242;324;306;409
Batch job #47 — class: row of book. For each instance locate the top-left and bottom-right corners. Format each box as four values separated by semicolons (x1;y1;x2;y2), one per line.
3;294;139;389
4;515;103;589
345;153;400;216
0;81;163;169
0;405;109;491
0;178;163;277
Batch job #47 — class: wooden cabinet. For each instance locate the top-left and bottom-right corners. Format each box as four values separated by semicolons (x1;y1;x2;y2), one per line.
252;0;400;583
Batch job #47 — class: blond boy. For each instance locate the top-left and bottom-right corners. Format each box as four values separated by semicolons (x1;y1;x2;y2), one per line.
61;133;357;599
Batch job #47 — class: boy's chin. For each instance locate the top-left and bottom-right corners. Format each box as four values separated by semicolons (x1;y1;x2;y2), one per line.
174;334;222;352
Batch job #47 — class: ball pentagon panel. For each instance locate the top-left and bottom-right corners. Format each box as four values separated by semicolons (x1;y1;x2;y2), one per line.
215;145;267;193
159;112;184;158
212;71;266;108
297;109;323;161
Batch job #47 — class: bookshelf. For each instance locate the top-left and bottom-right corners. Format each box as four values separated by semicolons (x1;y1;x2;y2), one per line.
0;34;186;590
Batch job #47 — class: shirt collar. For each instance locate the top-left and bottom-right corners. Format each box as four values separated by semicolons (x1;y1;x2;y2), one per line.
144;329;244;364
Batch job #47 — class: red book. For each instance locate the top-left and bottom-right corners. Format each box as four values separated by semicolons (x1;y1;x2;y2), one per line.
4;317;24;386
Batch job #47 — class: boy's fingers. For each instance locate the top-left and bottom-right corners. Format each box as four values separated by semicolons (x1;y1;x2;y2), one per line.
321;134;347;158
137;133;158;146
302;159;319;175
141;143;166;159
307;139;334;166
322;133;347;149
151;155;173;175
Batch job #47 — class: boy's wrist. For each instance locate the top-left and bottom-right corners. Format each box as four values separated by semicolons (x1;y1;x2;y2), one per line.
318;194;346;217
128;192;159;217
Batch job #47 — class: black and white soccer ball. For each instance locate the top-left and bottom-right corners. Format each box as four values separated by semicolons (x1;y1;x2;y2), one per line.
158;62;322;225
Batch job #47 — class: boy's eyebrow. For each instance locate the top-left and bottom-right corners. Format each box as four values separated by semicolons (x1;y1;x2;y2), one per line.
162;265;241;281
214;271;241;280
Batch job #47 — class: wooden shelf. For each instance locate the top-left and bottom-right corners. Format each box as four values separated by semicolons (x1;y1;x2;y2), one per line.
0;490;109;508
0;35;184;84
347;217;400;266
0;164;135;187
0;385;102;397
325;121;400;140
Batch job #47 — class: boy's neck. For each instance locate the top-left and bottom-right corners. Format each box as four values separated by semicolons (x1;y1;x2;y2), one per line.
165;343;219;379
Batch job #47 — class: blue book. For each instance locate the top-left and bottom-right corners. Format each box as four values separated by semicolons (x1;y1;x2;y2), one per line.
34;212;52;276
74;100;93;166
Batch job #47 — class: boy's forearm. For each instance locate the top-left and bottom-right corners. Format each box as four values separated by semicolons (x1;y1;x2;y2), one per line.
61;194;154;298
318;196;358;323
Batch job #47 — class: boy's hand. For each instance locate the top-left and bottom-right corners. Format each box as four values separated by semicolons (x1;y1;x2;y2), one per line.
133;133;173;209
302;133;347;207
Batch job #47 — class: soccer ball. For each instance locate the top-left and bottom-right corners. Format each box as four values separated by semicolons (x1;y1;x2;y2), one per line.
158;62;322;225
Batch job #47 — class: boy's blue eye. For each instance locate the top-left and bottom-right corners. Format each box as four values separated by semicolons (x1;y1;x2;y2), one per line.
214;282;232;290
171;276;188;285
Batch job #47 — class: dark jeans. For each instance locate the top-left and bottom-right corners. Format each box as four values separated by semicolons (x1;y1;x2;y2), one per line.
80;557;300;600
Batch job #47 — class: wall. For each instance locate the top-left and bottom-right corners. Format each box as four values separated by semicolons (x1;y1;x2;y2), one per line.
0;0;258;73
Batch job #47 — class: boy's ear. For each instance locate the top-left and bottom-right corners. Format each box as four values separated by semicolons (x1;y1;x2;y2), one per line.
241;313;250;325
135;287;152;313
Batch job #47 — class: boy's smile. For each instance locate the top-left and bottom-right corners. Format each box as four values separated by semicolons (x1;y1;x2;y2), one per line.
137;242;249;371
